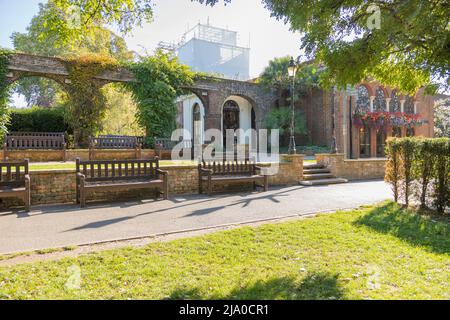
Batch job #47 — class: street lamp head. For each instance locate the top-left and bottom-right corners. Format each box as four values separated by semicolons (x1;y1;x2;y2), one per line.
287;56;297;78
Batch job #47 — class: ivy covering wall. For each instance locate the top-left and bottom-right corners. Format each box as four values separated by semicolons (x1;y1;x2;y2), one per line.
125;51;194;144
0;49;13;139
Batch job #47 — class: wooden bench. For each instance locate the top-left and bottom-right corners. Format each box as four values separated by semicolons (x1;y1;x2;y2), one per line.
3;132;66;161
89;135;142;160
76;158;168;208
154;137;192;159
198;159;269;195
0;159;31;211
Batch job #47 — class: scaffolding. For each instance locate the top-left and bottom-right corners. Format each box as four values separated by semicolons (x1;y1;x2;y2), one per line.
175;23;250;80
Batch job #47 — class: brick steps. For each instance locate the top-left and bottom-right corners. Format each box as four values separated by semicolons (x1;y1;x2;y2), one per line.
301;163;348;186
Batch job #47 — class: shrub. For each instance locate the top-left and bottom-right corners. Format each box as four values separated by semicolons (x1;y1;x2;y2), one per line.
385;137;450;214
7;106;71;133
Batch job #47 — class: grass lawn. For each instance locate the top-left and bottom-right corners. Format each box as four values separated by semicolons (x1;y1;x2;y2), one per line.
0;201;448;299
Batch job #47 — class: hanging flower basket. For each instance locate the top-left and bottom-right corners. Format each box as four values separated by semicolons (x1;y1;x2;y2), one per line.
353;111;423;129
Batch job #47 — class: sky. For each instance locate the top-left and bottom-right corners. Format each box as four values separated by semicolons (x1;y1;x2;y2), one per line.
0;0;303;78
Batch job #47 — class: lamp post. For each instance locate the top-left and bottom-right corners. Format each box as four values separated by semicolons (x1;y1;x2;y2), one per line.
287;56;297;155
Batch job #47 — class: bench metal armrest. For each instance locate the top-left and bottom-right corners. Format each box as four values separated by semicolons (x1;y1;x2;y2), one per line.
200;168;213;176
156;168;168;176
76;172;86;184
24;174;31;186
254;166;267;175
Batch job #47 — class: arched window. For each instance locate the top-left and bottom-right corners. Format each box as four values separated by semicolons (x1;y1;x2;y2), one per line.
404;96;414;114
390;90;400;112
356;86;370;112
223;100;240;146
374;87;387;111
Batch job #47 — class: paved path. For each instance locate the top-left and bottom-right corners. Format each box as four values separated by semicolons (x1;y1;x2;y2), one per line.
0;180;391;254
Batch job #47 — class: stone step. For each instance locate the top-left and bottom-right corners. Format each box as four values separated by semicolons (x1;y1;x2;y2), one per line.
303;163;325;170
303;173;335;180
303;168;331;174
299;178;348;186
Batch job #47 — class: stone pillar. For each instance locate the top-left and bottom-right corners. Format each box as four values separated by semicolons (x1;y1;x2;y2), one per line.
369;96;375;112
352;127;360;159
281;154;304;182
400;99;405;113
385;98;391;112
414;102;418;114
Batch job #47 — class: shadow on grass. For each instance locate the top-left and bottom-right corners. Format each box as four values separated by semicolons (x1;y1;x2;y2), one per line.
354;201;450;255
169;273;345;300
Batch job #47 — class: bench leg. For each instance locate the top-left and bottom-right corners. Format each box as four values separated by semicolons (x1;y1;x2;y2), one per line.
199;179;203;194
264;176;269;192
24;189;31;212
80;188;86;208
207;179;212;196
163;180;169;200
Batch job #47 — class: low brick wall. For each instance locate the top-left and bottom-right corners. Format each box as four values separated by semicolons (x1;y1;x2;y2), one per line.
316;153;386;180
0;155;303;208
1;149;157;162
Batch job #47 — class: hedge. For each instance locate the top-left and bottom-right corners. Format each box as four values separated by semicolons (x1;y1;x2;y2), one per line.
385;137;450;214
7;106;71;134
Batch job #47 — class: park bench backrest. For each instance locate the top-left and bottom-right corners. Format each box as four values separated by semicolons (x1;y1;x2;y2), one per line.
99;135;146;147
5;132;65;150
0;159;29;188
199;159;257;176
89;136;139;149
76;158;160;182
154;137;177;150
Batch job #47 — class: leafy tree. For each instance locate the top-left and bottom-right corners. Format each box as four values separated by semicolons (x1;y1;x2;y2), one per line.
265;106;307;140
33;0;153;47
11;1;134;108
197;0;449;94
434;98;450;138
100;83;144;136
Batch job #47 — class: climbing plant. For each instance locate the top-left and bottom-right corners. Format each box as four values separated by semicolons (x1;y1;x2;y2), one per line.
0;49;13;140
125;51;194;144
62;54;119;147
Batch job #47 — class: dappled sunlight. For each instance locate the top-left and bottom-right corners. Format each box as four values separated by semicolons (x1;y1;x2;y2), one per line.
354;201;450;255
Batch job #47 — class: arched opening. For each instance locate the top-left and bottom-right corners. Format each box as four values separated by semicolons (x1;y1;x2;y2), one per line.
222;99;240;146
390;90;401;112
356;85;370;112
5;75;72;139
178;93;205;146
100;83;144;137
374;87;387;111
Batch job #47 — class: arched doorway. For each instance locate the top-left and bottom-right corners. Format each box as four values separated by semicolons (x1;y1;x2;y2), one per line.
192;103;203;145
359;125;371;158
222;100;240;146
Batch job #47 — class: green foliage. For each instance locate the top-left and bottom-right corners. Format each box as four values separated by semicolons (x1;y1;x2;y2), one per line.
265;106;307;137
100;83;144;136
198;0;448;93
11;2;134;108
261;0;448;93
259;56;322;93
7;106;70;133
434;98;450;138
385;137;450;213
125;51;194;141
63;54;119;147
0;49;13;139
34;0;153;47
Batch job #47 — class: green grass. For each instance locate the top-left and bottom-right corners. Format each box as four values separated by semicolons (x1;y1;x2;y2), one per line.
0;201;448;300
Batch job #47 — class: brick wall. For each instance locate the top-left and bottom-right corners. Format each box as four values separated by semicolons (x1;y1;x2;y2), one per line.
316;153;386;180
1;149;157;162
0;155;303;208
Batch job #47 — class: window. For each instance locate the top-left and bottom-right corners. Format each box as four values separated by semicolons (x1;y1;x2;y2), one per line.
376;129;386;157
359;126;371;158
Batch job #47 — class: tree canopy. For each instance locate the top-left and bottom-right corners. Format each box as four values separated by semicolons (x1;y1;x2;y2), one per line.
197;0;449;94
32;0;153;47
